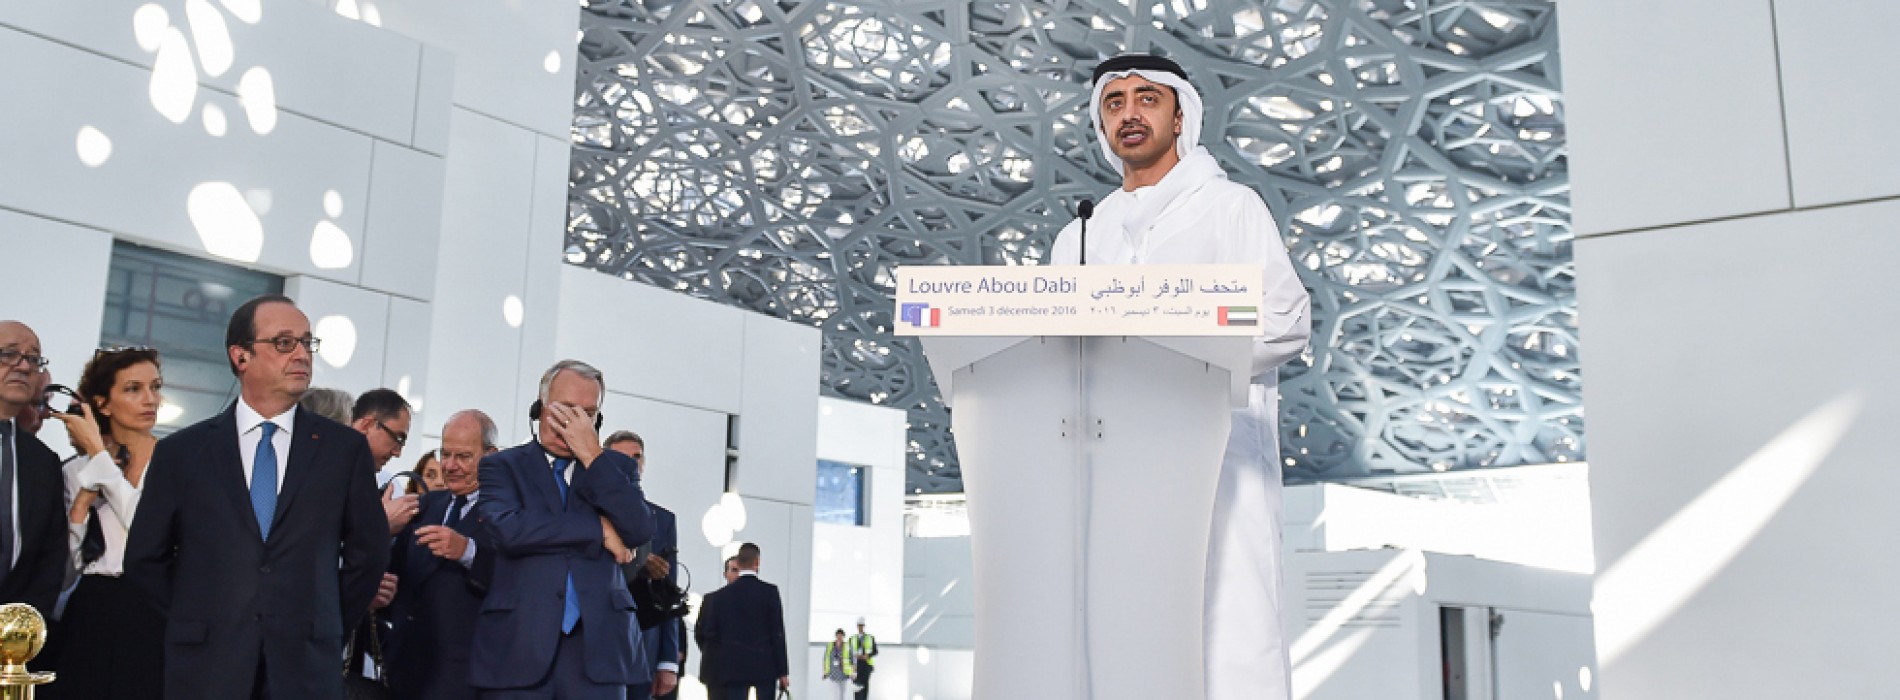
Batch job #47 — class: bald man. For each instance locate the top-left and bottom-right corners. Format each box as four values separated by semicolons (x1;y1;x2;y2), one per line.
0;321;83;617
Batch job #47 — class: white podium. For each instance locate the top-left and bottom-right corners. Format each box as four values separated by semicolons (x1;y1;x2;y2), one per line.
901;265;1263;700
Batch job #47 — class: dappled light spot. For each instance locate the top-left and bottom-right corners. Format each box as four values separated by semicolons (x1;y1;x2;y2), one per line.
202;102;228;136
310;220;353;269
187;181;262;262
314;315;358;369
184;0;234;77
149;27;198;123
237;66;277;134
502;295;524;328
75;126;112;167
132;4;170;52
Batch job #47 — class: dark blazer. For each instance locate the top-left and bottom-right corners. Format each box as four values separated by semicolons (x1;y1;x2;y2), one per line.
125;404;389;699
627;503;680;683
694;574;789;685
468;442;653;689
0;421;72;618
385;489;496;700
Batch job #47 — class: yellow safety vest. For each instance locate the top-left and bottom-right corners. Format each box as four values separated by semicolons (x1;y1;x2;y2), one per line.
848;634;877;668
824;641;857;677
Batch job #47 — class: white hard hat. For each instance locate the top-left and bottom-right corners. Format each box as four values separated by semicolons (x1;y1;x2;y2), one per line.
856;617;866;625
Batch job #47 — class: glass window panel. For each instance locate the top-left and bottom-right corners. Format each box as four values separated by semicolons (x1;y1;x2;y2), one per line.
100;241;284;435
815;459;868;526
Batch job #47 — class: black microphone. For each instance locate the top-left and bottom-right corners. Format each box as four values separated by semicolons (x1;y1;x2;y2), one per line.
1077;198;1095;266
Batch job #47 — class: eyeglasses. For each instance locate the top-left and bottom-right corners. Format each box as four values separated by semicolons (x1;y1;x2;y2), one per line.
247;335;321;354
0;349;49;370
375;420;408;448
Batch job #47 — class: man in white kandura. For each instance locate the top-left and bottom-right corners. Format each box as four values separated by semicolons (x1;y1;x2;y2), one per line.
1050;53;1312;700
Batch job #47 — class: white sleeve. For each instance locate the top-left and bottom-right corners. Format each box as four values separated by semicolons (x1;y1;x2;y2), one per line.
1233;196;1311;379
1049;217;1084;266
70;453;142;527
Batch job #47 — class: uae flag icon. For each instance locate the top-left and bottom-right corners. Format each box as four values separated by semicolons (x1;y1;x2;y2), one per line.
1217;306;1258;326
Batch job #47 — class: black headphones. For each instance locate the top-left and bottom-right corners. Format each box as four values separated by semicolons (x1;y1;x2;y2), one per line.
527;399;604;431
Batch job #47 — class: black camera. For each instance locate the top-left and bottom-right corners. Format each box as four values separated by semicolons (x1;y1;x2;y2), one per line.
43;384;84;416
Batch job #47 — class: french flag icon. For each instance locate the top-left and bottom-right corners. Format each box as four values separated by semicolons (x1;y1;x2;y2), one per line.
900;302;941;327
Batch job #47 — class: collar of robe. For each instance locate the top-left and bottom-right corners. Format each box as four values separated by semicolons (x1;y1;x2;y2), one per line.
1118;146;1228;256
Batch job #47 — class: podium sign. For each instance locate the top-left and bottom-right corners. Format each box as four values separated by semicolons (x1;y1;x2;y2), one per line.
893;264;1264;336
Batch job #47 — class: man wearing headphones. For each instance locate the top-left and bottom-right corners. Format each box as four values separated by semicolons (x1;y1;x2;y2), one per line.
468;360;654;699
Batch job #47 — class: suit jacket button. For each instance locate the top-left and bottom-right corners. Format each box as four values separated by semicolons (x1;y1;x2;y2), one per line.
260;565;271;574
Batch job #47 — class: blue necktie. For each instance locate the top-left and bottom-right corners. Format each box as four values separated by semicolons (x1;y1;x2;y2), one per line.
251;422;279;539
552;458;580;633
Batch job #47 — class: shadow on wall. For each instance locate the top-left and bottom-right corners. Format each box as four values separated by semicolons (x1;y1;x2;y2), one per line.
1592;393;1862;666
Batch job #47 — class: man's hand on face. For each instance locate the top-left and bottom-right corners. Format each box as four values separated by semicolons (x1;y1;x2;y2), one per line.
545;402;603;467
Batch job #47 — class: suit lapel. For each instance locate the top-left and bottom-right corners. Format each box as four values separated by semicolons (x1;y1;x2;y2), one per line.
212;407;263;541
270;410;322;531
520;446;565;513
406;493;448;584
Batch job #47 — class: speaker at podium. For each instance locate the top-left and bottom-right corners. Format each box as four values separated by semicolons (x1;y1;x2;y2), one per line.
896;264;1263;700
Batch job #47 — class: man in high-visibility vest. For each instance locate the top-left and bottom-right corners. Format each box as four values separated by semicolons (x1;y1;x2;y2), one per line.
847;617;878;700
821;629;856;700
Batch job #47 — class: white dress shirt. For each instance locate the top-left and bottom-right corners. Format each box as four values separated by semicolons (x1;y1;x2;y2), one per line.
236;399;295;494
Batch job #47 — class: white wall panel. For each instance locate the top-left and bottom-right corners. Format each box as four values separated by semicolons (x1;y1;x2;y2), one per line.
0;211;114;454
811;398;907;644
341;0;580;139
358;140;445;300
424;107;535;444
285;275;391;397
411;44;456;156
1576;201;1900;699
554;266;746;415
509;134;571;417
0;28;373;284
784;502;815;692
1;0;424;146
815;397;907;469
735;313;821;505
902;536;975;648
382;296;432;428
1558;0;1790;235
1772;0;1900;207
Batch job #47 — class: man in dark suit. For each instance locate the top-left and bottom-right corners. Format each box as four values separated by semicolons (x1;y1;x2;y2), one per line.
694;543;789;700
604;431;681;699
469;360;653;699
125;295;390;699
385;409;501;700
696;556;741;698
0;321;73;618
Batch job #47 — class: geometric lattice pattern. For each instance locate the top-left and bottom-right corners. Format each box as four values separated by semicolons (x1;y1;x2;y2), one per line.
566;0;1578;493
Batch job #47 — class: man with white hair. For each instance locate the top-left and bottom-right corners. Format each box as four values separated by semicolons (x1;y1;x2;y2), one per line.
1050;53;1312;700
469;360;653;699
